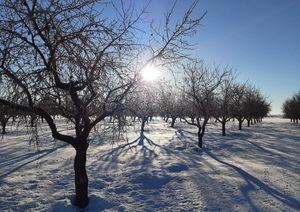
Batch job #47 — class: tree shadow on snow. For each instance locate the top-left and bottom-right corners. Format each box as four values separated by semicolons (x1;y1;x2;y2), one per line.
0;143;68;182
205;150;300;211
97;131;161;166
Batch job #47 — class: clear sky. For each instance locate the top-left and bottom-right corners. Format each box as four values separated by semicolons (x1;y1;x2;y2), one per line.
136;0;300;115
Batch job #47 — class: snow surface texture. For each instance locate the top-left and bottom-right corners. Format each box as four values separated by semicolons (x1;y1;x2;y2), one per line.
0;118;300;211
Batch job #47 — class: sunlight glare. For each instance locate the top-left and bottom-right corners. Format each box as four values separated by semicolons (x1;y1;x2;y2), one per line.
141;65;160;81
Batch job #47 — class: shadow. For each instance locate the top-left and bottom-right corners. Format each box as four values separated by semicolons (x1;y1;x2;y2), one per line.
132;173;172;189
205;150;300;211
97;131;161;163
0;143;68;181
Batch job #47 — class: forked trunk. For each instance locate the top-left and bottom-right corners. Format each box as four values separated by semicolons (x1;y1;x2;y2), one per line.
74;145;89;208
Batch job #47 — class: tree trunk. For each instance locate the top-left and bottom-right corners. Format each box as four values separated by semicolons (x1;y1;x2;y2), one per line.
191;117;195;124
74;145;89;208
141;117;147;132
222;122;226;136
171;117;176;127
30;114;36;127
1;120;6;134
247;119;250;127
238;120;242;130
197;129;203;148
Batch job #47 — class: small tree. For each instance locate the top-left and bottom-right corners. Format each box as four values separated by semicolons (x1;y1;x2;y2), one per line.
282;92;300;124
0;82;18;134
126;84;158;132
242;85;270;126
158;85;184;128
214;71;235;136
231;83;247;130
182;60;228;148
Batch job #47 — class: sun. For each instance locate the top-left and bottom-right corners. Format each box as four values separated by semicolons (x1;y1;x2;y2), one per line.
140;65;160;81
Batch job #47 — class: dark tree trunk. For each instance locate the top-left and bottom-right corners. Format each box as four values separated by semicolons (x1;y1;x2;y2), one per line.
141;117;147;132
74;144;89;208
238;120;242;130
197;117;208;148
171;117;176;128
197;129;203;148
222;122;226;136
247;119;250;127
191;117;195;124
1;120;7;134
297;119;299;124
30;115;36;127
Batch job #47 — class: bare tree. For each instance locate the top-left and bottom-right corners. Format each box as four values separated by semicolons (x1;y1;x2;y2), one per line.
243;85;270;126
282;91;300;124
126;84;158;132
0;80;19;134
158;84;185;128
231;83;247;130
0;104;13;134
0;0;205;207
182;60;228;148
214;70;235;136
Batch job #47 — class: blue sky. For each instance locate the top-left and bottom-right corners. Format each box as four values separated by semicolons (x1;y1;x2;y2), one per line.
136;0;300;114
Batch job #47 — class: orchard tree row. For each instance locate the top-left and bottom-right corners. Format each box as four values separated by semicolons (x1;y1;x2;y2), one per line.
125;60;270;148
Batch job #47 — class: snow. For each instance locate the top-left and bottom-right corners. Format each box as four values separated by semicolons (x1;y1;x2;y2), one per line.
1;118;300;211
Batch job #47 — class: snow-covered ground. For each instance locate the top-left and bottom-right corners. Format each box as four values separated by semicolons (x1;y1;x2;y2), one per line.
0;118;300;211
